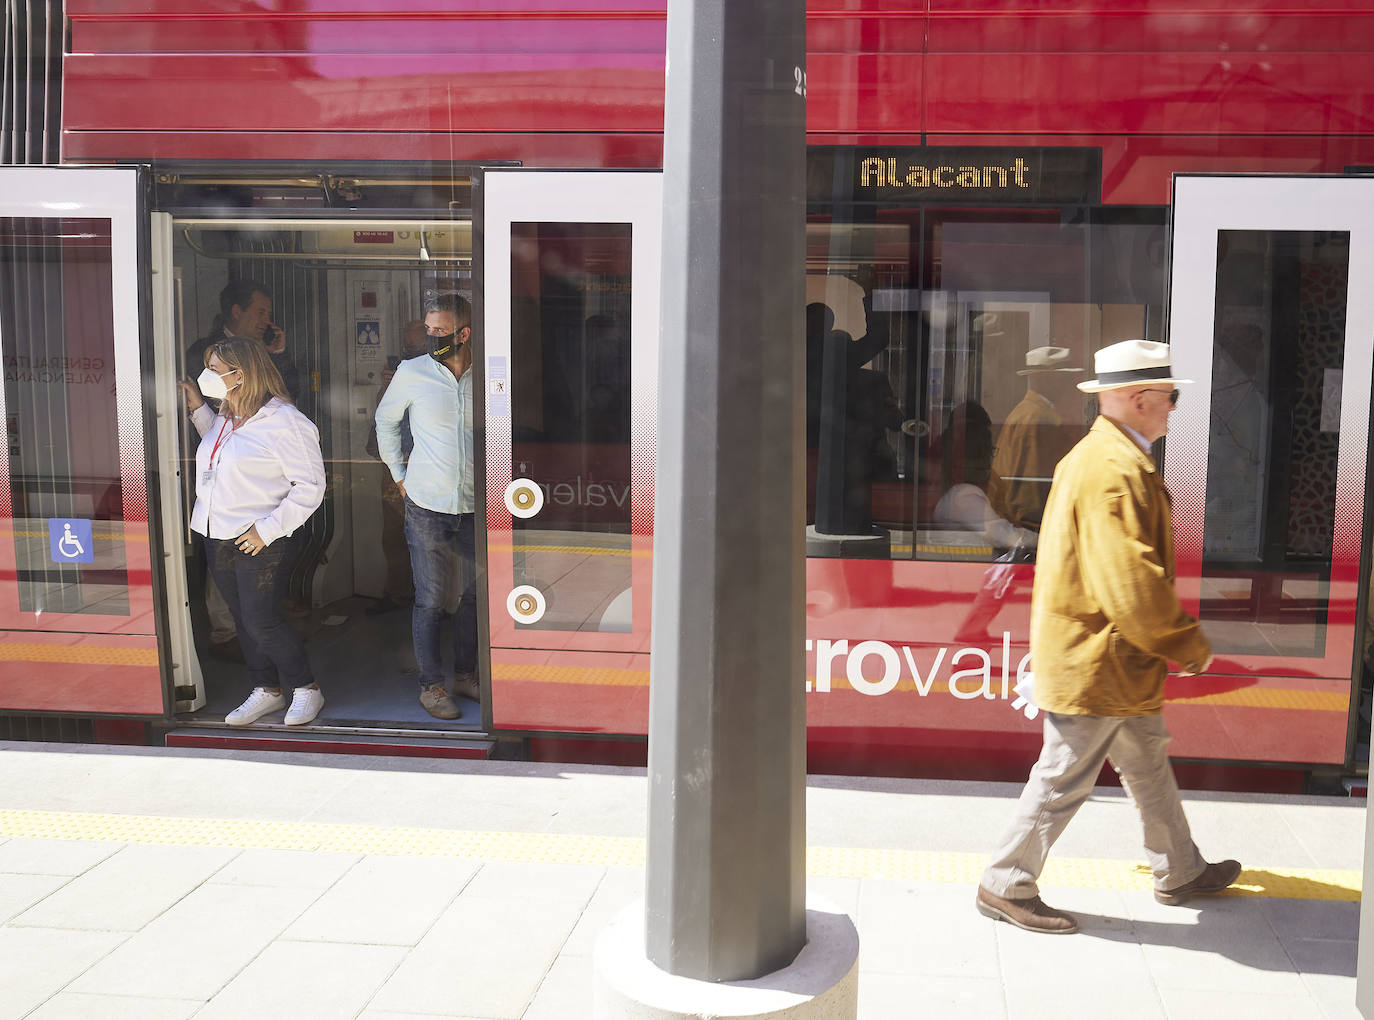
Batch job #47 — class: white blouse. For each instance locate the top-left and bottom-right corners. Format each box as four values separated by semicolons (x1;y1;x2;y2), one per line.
189;398;325;545
933;483;1038;552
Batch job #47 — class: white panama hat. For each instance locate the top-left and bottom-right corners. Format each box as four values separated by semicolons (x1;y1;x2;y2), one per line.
1017;346;1083;376
1077;339;1194;393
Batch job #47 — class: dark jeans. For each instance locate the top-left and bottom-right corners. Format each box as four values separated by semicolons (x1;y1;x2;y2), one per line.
404;499;477;688
205;534;314;692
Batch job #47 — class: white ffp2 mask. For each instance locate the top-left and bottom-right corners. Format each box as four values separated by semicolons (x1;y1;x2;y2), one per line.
197;367;236;401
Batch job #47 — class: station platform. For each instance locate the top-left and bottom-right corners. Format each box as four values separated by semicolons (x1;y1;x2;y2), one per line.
0;741;1365;1019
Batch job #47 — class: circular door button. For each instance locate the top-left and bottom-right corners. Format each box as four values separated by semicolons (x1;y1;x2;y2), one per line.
504;478;544;519
507;585;547;625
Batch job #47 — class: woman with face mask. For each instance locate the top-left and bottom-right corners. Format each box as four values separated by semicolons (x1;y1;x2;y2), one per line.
179;338;327;727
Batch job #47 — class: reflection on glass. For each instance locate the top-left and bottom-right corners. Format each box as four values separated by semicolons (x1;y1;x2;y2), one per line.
805;209;1166;563
509;222;633;632
0;217;129;614
1200;229;1349;657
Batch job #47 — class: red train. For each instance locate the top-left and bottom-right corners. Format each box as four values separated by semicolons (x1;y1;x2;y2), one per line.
3;1;1374;791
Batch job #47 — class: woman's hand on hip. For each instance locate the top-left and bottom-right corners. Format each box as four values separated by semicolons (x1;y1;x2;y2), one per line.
236;524;268;556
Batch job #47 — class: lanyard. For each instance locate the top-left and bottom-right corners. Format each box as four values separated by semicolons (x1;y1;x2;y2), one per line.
208;417;235;470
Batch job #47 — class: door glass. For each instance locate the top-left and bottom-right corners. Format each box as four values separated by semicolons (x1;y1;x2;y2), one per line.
1199;229;1350;657
509;222;633;632
0;216;130;615
805;207;1168;566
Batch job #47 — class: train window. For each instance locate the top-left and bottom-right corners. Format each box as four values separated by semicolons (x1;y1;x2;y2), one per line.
1198;229;1350;657
0;217;130;615
805;208;1167;565
508;222;633;632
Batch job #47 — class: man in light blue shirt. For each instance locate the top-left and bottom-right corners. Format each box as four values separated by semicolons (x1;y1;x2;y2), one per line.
375;294;476;720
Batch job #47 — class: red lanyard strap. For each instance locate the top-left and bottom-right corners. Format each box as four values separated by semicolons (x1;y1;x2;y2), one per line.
209;417;234;470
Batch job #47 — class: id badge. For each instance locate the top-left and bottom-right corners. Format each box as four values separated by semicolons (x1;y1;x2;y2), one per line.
201;469;214;487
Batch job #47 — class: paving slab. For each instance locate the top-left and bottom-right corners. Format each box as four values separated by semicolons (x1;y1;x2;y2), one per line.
196;940;407;1020
11;843;238;931
69;882;321;1000
284;854;478;946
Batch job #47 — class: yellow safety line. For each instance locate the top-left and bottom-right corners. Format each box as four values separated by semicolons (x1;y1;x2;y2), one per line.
0;809;1356;901
0;643;158;667
0;530;147;543
491;663;1347;711
488;543;645;558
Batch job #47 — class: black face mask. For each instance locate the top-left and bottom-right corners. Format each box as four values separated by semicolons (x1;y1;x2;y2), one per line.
427;333;455;361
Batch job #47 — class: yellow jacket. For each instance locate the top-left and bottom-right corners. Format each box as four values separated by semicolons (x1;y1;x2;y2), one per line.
1031;416;1211;716
991;390;1063;530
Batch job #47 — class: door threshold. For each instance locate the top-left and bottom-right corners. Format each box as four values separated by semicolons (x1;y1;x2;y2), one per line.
165;725;495;760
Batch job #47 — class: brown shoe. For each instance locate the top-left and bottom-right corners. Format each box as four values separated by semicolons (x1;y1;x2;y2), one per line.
453;672;480;702
976;886;1078;934
419;683;461;720
1154;859;1242;905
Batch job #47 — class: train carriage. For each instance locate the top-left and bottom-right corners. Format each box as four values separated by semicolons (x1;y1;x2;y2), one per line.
2;1;1374;790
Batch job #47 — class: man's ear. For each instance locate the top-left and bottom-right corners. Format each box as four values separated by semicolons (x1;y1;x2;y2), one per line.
459;324;472;343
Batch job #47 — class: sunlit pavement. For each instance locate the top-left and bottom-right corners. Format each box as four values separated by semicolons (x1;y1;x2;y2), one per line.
0;742;1363;1019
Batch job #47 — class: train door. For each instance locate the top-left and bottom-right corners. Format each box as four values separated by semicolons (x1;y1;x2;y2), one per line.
476;170;661;734
0;166;165;720
154;204;482;733
1167;174;1374;768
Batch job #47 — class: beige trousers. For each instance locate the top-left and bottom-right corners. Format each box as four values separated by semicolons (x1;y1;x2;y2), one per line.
981;711;1206;899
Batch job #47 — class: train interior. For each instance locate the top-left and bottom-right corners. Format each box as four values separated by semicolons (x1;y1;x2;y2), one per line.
170;217;482;730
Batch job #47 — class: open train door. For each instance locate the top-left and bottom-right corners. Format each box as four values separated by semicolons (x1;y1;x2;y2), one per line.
1166;174;1374;769
475;169;662;736
0;166;172;721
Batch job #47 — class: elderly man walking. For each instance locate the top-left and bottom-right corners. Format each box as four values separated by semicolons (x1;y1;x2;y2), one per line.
976;339;1241;935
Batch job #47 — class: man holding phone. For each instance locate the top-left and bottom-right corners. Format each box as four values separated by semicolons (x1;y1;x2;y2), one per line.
188;280;300;401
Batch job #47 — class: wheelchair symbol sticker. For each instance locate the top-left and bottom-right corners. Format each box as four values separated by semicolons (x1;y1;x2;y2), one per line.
49;518;94;564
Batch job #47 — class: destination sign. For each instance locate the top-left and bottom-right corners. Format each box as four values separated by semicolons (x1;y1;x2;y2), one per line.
809;146;1102;206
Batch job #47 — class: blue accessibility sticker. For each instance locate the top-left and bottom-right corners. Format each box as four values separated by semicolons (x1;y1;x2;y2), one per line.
49;518;94;564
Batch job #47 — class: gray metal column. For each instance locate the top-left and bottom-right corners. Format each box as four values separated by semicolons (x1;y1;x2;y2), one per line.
646;0;808;984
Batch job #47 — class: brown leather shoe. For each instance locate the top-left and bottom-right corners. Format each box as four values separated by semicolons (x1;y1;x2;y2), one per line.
976;886;1078;934
419;683;461;720
1154;859;1242;905
452;672;480;702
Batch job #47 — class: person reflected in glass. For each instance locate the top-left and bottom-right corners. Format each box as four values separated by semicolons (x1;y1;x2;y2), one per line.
934;402;1037;554
375;295;477;721
934;402;1038;644
991;345;1083;533
179;338;326;726
805;287;900;532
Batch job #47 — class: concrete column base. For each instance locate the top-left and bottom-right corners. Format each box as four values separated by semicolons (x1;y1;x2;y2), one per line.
593;897;859;1019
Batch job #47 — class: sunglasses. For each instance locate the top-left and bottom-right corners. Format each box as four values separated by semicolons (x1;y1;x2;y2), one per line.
1139;388;1180;406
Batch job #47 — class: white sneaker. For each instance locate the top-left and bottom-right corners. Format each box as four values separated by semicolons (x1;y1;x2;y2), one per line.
284;686;324;726
225;688;285;726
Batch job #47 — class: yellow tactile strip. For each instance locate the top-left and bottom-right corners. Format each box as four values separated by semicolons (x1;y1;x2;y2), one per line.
0;644;158;667
0;809;1358;901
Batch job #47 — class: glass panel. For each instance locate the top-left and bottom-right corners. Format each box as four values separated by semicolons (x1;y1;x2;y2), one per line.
0;216;130;615
1199;229;1349;657
805;205;1167;565
509;222;633;632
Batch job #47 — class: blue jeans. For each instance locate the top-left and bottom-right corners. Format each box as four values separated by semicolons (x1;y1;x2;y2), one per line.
404;499;476;688
204;535;314;692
